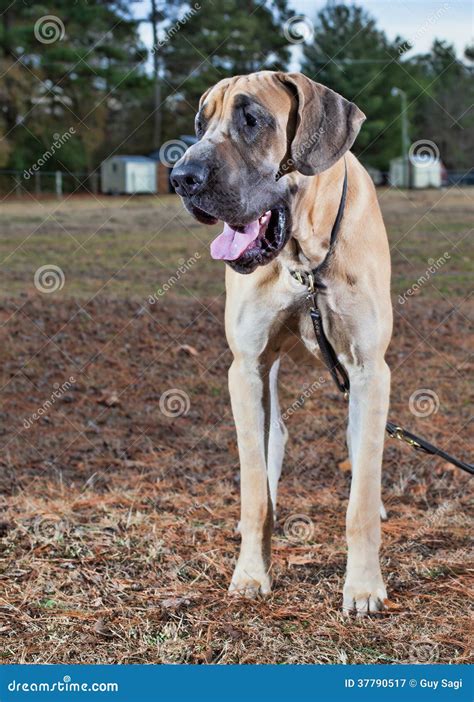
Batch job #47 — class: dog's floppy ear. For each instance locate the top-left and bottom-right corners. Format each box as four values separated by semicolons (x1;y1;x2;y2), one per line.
277;72;366;176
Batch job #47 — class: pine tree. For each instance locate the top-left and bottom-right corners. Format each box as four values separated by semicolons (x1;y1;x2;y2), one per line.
301;3;420;170
159;0;293;138
412;40;474;170
0;1;150;173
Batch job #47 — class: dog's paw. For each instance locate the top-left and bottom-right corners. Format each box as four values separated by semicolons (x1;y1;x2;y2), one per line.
343;577;387;616
229;562;271;598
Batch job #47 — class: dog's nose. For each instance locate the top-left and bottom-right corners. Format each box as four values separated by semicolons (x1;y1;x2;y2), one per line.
170;162;209;197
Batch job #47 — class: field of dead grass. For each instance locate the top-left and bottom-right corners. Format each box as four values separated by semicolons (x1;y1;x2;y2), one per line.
0;186;472;664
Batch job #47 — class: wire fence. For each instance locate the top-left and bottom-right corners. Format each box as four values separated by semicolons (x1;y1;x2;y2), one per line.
0;169;100;200
0;166;472;201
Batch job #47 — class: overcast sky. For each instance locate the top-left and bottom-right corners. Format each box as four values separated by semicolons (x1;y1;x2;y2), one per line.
132;0;473;61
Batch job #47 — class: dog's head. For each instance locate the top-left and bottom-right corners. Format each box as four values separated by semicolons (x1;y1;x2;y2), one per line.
171;71;365;274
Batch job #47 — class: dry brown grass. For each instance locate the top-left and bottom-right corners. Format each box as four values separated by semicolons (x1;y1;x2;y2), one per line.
0;187;473;664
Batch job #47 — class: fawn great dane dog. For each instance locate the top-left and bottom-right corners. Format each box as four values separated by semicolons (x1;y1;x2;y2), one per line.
171;71;392;615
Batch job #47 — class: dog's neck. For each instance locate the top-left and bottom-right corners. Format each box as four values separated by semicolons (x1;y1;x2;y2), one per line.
281;157;348;272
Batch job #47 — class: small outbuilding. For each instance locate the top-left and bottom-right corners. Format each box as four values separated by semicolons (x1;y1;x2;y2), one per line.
101;155;157;195
389;156;442;189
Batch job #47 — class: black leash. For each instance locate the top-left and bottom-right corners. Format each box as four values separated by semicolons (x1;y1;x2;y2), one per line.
290;161;474;476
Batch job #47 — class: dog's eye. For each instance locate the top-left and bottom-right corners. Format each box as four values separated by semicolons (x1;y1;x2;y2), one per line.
244;111;258;128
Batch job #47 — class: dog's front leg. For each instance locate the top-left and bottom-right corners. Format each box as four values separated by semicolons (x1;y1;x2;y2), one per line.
228;354;273;597
343;360;390;615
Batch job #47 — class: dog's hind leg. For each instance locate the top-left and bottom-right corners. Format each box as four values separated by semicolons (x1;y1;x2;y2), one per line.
268;358;288;516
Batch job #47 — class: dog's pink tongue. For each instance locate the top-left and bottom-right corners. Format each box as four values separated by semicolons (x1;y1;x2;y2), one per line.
210;220;260;261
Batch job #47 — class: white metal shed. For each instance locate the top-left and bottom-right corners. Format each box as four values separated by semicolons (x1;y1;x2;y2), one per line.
389;156;442;189
101;156;157;194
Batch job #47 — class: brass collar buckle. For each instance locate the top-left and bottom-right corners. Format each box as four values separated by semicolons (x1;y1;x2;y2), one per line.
290;270;315;294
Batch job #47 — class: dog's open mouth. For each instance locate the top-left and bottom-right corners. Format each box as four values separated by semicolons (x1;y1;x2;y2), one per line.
187;200;290;274
210;210;273;261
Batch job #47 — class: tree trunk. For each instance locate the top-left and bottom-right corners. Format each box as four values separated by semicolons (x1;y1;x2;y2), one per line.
150;0;162;151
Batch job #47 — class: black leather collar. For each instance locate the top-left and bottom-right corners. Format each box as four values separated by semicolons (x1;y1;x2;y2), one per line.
290;158;348;289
